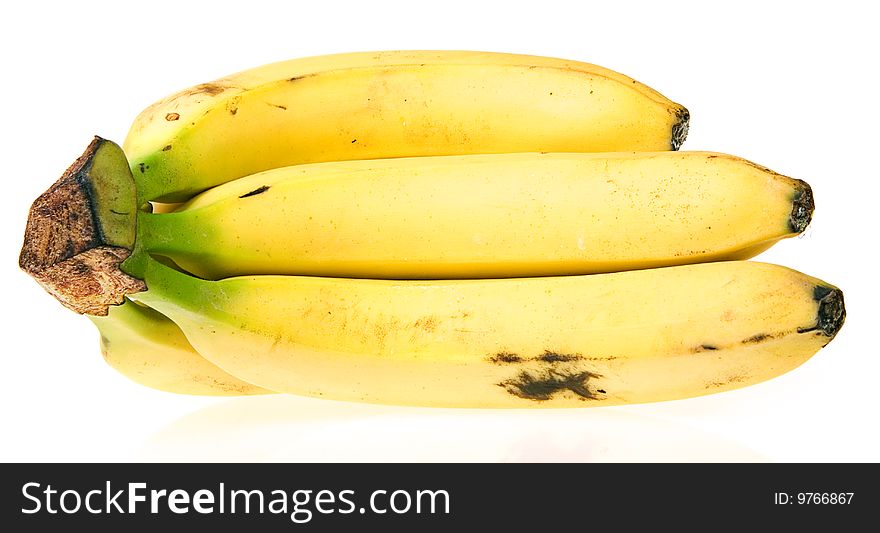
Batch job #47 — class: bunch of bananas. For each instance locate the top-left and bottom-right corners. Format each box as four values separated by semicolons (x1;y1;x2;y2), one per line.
20;51;844;407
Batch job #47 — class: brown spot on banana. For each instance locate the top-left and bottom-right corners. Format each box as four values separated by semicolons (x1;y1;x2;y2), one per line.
487;350;585;364
536;351;583;363
413;316;438;332
490;352;523;364
226;95;241;116
692;344;719;353
287;73;319;83
239;185;269;198
742;333;775;344
706;373;749;389
191;83;226;96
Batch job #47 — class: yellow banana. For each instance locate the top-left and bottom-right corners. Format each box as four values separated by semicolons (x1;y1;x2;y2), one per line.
123;50;688;203
127;257;844;408
138;151;812;280
88;299;271;396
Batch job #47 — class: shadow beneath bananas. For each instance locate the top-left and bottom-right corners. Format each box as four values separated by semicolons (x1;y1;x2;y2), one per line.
139;395;765;462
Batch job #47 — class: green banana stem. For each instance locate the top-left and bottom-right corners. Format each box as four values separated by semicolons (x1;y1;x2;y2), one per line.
121;250;221;319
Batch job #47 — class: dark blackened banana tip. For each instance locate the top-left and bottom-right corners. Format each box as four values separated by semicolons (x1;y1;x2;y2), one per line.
670;106;690;150
813;285;846;338
789;179;815;234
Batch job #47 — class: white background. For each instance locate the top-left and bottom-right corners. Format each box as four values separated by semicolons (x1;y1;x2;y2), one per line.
2;0;877;462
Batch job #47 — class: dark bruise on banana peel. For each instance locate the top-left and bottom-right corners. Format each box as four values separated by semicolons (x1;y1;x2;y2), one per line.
500;369;604;402
491;350;605;401
19;137;144;315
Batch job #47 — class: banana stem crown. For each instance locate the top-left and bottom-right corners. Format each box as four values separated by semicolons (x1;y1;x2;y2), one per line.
19;137;144;315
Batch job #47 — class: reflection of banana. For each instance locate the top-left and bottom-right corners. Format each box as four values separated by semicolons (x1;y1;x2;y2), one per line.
89;299;271;396
141;396;766;462
123;50;688;202
140;151;813;280
127;257;844;408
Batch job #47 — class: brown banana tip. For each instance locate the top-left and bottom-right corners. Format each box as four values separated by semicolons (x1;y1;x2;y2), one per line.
789;179;815;234
671;106;690;151
813;285;846;338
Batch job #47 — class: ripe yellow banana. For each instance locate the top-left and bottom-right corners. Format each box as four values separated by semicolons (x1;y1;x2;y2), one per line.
138;151;812;280
123;50;689;203
127;257;844;408
88;299;271;396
